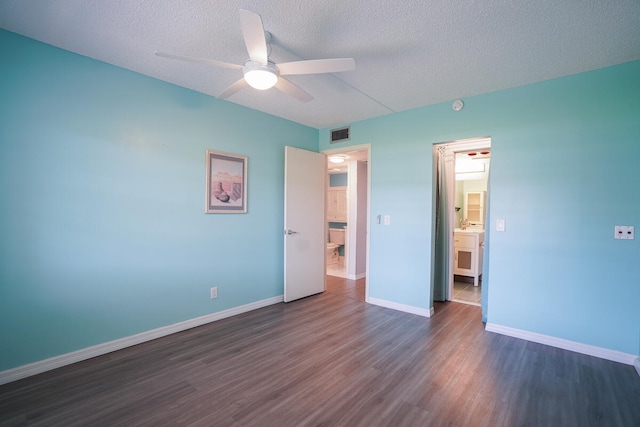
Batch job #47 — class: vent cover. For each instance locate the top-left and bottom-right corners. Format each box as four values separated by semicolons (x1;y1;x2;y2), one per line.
330;127;350;143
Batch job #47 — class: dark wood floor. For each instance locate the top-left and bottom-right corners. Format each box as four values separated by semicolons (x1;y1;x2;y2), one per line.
326;275;365;302
2;279;639;426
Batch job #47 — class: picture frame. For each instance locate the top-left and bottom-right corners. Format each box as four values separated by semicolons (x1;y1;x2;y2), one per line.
205;150;247;213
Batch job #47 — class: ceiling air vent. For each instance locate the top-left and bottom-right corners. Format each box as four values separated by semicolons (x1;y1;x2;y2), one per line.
330;127;350;143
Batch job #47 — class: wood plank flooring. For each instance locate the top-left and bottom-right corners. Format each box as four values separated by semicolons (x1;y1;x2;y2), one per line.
326;275;365;302
1;280;639;426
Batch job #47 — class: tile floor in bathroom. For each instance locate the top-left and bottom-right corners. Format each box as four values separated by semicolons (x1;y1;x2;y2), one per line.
326;261;347;278
453;280;482;306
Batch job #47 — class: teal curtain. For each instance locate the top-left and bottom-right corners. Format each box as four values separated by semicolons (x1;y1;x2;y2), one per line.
433;146;450;301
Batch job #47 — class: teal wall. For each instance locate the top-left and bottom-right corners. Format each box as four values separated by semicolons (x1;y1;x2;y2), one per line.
320;61;640;356
0;30;317;370
2;28;638;372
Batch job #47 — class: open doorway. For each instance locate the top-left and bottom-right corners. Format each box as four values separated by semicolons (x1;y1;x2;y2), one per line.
432;137;491;309
451;150;490;305
322;144;370;302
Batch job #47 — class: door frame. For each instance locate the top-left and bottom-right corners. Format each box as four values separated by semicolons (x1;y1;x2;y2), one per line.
434;137;491;303
321;143;371;301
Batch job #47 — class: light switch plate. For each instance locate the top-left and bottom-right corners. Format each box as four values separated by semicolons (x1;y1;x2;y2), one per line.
614;225;634;240
496;219;506;232
383;215;391;225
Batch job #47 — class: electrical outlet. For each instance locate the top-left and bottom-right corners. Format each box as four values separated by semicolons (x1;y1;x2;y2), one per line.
210;287;218;299
614;226;634;240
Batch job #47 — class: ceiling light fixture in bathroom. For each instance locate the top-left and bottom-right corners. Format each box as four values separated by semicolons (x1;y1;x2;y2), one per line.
466;150;491;158
329;155;346;163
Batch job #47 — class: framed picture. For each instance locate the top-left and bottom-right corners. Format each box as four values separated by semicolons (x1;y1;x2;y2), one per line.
205;150;247;213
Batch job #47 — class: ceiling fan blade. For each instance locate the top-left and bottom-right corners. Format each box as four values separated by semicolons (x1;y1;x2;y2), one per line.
239;9;268;65
218;78;249;99
278;58;356;75
154;52;242;70
274;77;313;103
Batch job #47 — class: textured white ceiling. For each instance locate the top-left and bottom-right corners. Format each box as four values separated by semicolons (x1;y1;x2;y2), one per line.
1;0;639;129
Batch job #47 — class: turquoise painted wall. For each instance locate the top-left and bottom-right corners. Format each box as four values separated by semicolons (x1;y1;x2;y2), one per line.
0;30;317;370
1;28;638;371
320;61;640;356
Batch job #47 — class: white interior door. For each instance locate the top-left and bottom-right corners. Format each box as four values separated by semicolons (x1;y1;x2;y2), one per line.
284;146;326;302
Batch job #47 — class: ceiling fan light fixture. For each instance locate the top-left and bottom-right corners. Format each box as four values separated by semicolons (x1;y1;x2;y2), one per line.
156;10;355;102
243;61;278;90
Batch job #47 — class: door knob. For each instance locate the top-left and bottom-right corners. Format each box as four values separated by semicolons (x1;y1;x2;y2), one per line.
286;229;298;235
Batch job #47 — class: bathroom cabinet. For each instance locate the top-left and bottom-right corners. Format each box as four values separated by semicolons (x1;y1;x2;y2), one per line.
454;231;484;286
327;187;347;221
464;191;486;227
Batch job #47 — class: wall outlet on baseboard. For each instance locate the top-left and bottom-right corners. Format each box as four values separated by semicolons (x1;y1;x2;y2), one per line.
210;287;218;299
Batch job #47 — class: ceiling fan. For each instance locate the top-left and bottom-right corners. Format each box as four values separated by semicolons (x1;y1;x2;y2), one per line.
155;9;356;103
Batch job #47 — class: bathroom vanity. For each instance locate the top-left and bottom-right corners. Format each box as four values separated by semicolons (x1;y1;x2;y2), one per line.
453;229;484;286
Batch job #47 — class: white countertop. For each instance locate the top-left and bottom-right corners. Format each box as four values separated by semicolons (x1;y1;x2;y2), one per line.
454;228;484;234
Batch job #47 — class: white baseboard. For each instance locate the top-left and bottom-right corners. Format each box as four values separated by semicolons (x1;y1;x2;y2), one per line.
367;297;434;318
485;323;637;366
347;272;366;280
0;295;283;386
635;357;640;378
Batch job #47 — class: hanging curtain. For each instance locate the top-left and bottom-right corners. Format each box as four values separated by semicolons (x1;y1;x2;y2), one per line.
481;167;491;322
433;145;452;301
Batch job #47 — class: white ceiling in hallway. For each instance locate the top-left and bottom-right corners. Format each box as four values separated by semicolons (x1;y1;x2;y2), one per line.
327;150;368;174
1;0;639;129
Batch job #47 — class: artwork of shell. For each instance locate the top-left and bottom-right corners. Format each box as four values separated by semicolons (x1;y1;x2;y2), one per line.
230;182;242;201
206;150;247;213
210;165;243;204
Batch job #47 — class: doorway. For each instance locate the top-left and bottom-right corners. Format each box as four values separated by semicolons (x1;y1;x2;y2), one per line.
452;149;490;305
433;137;491;308
322;144;371;302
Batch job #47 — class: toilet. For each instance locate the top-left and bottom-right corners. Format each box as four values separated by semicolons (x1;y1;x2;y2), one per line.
327;228;345;265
